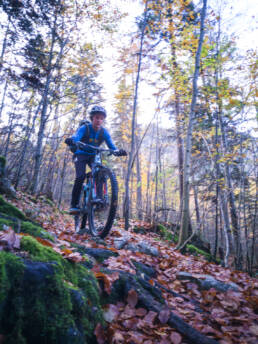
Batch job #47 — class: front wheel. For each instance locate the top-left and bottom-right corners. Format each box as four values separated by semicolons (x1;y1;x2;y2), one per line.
88;167;118;238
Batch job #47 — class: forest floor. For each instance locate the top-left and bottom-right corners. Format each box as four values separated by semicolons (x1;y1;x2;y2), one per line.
3;192;258;344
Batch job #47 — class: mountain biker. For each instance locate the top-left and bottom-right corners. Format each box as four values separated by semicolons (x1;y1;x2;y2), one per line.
65;105;126;214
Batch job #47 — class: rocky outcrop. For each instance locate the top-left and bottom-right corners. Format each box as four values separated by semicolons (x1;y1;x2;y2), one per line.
0;235;103;344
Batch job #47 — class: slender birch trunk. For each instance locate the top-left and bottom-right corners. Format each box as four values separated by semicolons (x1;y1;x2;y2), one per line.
178;0;207;247
124;1;148;229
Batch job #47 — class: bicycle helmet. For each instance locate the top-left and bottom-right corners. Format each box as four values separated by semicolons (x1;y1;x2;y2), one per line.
89;105;107;120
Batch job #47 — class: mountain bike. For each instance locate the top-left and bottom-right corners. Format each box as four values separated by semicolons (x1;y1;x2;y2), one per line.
73;141;122;238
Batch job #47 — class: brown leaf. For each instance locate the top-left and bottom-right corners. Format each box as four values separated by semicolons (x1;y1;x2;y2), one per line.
94;272;112;294
119;304;135;320
122;318;138;330
149;279;155;286
0;228;20;250
158;309;170;324
94;323;106;344
111;331;124;343
128;332;148;344
170;331;182;344
61;248;73;255
127;289;138;308
249;325;258;336
143;311;157;327
66;252;84;263
135;308;147;317
35;237;55;247
103;304;120;323
160;339;171;344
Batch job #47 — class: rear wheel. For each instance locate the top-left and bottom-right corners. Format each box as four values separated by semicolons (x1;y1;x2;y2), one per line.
88;167;118;238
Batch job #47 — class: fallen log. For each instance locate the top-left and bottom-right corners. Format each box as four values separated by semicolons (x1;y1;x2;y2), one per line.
104;270;219;344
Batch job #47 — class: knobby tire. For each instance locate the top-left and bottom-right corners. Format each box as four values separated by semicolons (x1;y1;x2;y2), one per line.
89;167;118;238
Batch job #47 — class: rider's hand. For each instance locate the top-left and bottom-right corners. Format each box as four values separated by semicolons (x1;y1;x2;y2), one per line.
65;137;75;146
113;149;127;156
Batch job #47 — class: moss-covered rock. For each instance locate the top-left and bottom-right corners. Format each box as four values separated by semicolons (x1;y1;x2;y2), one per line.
0;216;15;230
157;224;173;241
133;226;146;234
0;237;104;344
21;221;55;241
186;244;211;259
0;214;54;242
0;196;26;220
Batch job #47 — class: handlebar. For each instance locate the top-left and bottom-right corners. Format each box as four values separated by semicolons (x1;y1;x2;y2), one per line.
65;138;127;156
76;141;118;155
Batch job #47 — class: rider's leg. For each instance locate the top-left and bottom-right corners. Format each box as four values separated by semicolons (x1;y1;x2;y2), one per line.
70;156;87;213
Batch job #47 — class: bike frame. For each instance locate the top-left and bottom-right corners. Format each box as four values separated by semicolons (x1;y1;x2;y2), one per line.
77;142;113;215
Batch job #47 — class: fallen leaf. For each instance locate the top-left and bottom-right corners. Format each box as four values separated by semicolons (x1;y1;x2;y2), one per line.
158;309;170;324
149;279;155;286
160;339;171;344
122;318;138;329
94;323;106;344
135;308;147;317
0;228;20;250
170;331;182;344
119;304;135;320
103;304;120;323
94;272;112;294
127;289;138;308
111;331;124;343
249;325;258;336
66;252;84;263
61;248;73;255
143;311;157;327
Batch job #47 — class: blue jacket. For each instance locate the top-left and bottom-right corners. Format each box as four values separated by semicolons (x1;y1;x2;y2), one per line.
72;123;117;155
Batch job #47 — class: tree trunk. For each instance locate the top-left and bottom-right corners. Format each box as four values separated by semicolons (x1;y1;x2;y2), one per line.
124;1;148;229
136;139;143;220
13;101;39;189
145;128;154;221
193;184;201;229
31;14;68;194
178;0;207;247
0;79;8;121
218;114;242;269
58;150;69;208
30;28;56;194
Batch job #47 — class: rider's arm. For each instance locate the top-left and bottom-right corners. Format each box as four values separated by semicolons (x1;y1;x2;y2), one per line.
71;125;86;142
103;129;117;151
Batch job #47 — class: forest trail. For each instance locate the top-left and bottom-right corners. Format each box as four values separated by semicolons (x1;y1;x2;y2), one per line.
1;192;258;344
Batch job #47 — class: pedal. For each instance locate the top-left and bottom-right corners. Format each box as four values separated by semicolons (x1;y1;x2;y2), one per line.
69;208;81;215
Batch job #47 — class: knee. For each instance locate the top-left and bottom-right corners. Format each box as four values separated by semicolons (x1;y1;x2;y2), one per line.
75;176;85;184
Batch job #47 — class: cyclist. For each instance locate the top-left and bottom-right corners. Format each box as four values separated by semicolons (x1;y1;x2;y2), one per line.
65;105;126;214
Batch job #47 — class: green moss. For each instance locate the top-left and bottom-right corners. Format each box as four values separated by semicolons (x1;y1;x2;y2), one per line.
20;221;54;241
173;234;179;244
0;217;14;230
0;252;24;306
21;236;63;263
133;226;146;234
0;237;103;343
0;214;54;241
157;224;173;241
187;244;211;259
0;196;26;220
